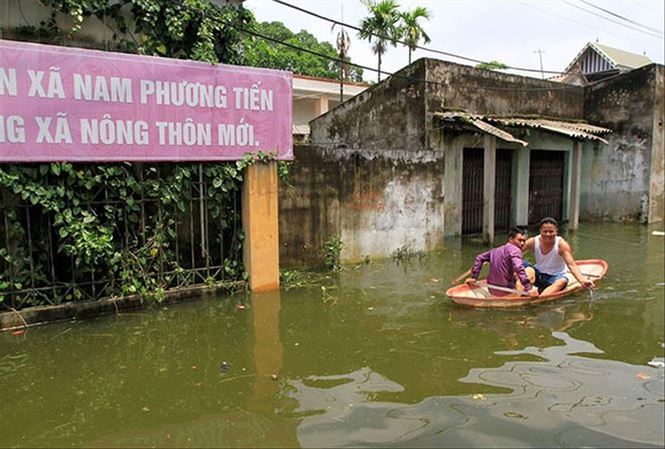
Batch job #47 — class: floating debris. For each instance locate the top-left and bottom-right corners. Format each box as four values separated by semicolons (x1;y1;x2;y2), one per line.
142;406;150;412
236;304;246;310
647;359;665;369
220;361;230;373
429;278;440;283
271;374;278;381
472;394;486;400
652;231;665;236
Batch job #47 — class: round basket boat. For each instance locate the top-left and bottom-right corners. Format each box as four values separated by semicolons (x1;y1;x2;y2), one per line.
445;259;608;308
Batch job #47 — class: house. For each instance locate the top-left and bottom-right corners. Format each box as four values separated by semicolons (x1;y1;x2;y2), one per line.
561;42;653;83
292;75;369;139
279;58;663;266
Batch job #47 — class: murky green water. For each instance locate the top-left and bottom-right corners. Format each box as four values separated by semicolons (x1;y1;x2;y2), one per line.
1;223;663;448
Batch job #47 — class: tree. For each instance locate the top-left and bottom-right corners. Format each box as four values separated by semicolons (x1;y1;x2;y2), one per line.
399;6;431;64
476;60;509;71
358;0;401;81
243;21;364;82
25;0;252;64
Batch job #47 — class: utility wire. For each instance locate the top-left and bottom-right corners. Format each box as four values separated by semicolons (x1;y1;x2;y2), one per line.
270;0;563;75
234;21;581;92
562;0;663;39
518;0;645;45
577;0;664;35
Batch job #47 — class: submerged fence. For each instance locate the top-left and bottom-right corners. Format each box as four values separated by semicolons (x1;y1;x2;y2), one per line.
0;162;245;310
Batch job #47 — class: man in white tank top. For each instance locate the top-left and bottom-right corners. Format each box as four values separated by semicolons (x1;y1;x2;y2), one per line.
523;217;595;296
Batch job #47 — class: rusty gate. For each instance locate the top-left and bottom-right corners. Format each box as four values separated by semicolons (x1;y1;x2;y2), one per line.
462;149;513;235
462;148;484;234
528;150;565;225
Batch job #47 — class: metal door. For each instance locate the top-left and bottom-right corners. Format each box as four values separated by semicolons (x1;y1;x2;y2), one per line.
529;150;565;225
494;150;512;232
462;148;484;234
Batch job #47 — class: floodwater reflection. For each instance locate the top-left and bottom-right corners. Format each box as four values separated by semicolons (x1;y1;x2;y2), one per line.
289;332;664;448
0;222;663;447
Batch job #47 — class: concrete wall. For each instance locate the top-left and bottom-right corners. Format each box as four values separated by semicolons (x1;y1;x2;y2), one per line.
279;145;444;266
649;66;664;223
309;63;427;152
424;59;585;126
583;64;664;222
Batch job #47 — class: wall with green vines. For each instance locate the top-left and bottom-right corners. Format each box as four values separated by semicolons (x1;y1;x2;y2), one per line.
0;2;293;310
0;160;260;308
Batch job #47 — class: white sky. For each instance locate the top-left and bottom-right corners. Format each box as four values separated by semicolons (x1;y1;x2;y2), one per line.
245;0;665;82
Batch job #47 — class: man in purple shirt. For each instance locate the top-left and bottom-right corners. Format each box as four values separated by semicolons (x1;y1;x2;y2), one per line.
465;227;539;298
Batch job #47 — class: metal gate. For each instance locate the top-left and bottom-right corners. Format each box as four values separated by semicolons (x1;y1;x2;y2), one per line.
529;150;565;225
463;149;514;235
494;150;512;232
462;148;484;234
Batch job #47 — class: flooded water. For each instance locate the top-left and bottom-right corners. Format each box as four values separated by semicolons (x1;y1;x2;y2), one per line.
1;223;663;448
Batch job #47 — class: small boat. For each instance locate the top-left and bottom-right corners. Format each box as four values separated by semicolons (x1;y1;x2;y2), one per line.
445;259;608;308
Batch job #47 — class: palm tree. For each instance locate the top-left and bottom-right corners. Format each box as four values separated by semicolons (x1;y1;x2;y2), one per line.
358;0;401;81
400;6;432;64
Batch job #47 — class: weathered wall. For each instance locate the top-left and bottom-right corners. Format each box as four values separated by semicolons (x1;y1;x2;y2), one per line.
583;64;662;222
649;66;664;223
424;59;585;127
309;62;427;151
279;145;445;267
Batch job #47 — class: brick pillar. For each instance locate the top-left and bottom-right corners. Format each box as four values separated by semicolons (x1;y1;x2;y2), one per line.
242;162;280;292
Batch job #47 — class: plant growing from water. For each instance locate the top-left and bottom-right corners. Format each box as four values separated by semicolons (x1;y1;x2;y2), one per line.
391;243;427;265
323;236;344;272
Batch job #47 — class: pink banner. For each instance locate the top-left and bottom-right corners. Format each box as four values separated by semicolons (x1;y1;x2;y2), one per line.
0;39;292;162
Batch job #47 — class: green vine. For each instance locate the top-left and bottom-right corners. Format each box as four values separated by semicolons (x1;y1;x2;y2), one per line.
34;0;252;64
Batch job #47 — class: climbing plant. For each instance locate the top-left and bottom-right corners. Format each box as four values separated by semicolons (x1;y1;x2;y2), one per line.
35;0;252;64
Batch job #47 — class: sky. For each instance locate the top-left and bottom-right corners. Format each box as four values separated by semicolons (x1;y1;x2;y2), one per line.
244;0;665;82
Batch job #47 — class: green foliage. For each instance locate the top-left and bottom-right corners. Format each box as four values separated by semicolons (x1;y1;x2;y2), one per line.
358;0;402;79
0;162;253;308
323;235;344;272
399;6;432;64
243;21;364;82
28;0;252;64
476;60;509;71
391;244;427;265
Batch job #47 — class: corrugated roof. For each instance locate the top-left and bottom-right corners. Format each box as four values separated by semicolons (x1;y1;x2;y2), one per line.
292;124;310;135
564;42;652;74
593;43;652;70
434;112;611;144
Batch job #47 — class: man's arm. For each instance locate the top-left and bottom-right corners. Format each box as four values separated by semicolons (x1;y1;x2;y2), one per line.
559;239;595;288
465;250;491;284
523;237;535;254
510;252;539;297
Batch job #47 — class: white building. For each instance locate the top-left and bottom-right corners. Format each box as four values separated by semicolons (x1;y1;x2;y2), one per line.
292;75;369;138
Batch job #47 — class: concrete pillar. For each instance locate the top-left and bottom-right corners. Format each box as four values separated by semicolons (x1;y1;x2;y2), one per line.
443;137;463;237
483;135;496;243
512;148;530;226
314;94;329;117
569;141;583;230
242;162;280;292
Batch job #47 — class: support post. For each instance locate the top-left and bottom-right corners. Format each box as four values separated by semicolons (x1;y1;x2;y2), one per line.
569;141;582;230
483;135;496;243
443;137;463;237
314;95;329;117
513;148;530;227
242;162;280;292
